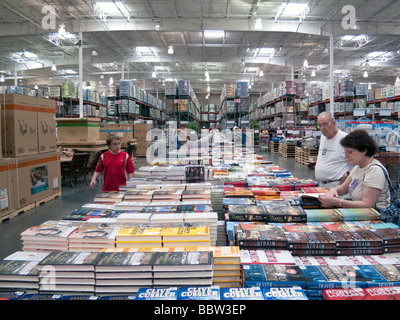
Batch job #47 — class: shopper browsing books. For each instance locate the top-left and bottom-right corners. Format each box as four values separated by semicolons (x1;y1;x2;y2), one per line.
90;134;135;192
315;112;352;188
318;129;390;210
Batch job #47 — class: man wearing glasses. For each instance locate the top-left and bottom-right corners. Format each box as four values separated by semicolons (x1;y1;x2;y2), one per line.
315;111;352;188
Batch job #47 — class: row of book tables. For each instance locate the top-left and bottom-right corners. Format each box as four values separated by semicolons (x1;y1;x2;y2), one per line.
1;148;400;301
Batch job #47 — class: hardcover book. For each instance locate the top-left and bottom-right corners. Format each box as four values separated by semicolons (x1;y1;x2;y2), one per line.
135;287;178;300
220;287;264;300
177;286;220;300
261;286;308;300
242;264;308;289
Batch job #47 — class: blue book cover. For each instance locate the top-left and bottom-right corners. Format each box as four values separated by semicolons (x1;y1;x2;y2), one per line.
0;291;25;300
135;287;178;300
220;287;264;300
261;287;308;300
177;286;220;300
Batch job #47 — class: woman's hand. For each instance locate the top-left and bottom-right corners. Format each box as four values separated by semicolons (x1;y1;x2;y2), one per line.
319;193;340;208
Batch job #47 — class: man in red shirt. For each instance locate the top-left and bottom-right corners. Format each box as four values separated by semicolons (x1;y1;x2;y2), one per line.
90;134;135;192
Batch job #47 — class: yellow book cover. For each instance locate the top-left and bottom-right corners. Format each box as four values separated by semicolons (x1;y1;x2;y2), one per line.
161;225;210;241
212;246;241;264
116;226;163;241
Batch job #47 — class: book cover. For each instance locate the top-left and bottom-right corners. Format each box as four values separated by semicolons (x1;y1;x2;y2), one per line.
305;208;343;222
261;286;308;300
0;260;40;281
95;251;158;272
240;249;296;265
94;192;124;203
338;208;381;221
322;288;367;300
264;206;307;223
38;251;103;271
152;251;213;271
242;264;308;289
161;224;210;241
228;205;269;222
220;287;264;300
237;224;288;249
135;287;178;300
115;225;164;242
177;286;220;300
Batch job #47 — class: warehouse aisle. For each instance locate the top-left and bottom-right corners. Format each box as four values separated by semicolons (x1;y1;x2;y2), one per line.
0;151;316;261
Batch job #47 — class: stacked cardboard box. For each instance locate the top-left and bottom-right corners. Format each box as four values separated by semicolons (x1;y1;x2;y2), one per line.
56;117;101;145
0;94;60;217
99;123;133;144
134;122;152;157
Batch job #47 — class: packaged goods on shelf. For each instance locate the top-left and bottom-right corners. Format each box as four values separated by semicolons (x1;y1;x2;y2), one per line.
224;83;235;97
118;80;134;97
177;80;190;96
61;81;77;98
106;84;117;97
236;81;249;97
165;81;176;96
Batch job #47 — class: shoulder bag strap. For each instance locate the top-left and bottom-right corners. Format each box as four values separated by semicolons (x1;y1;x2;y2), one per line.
370;164;397;202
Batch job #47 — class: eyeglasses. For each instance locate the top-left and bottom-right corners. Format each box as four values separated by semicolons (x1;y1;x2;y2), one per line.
317;122;331;128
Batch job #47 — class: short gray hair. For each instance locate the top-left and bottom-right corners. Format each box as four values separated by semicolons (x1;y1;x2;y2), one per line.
317;111;336;122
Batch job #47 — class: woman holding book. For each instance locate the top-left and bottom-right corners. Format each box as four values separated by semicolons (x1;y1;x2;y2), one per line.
90;134;135;192
318;129;390;210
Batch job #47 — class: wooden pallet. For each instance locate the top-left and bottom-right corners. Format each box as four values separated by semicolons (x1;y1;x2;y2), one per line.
279;143;296;158
0;191;62;224
270;141;279;153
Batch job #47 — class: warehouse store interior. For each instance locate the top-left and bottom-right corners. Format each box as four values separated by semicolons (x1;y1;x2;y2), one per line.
1;0;400;302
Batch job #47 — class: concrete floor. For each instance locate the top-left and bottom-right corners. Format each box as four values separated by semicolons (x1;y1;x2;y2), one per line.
0;150;316;261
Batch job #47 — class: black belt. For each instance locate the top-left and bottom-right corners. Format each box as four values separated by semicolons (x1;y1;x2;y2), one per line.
320;179;341;184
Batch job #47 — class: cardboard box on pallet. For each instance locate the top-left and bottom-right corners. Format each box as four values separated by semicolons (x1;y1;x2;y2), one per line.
56;117;101;144
1;93;38;157
0;158;15;218
99;123;134;142
37;97;57;154
12;152;61;209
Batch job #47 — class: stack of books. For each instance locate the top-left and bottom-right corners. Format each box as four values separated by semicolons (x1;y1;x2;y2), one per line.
94;192;125;203
67;222;121;251
94;251;155;295
38;251;103;293
123;190;155;201
20;220;78;252
161;223;211;247
152;251;213;287
115;225;164;248
211;246;241;288
240;249;296;266
210;186;224;220
184;212;217;246
0;251;49;291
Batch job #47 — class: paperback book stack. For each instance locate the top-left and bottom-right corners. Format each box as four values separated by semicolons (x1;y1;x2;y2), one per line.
0;251;49;291
94;251;155;294
67;222;122;251
94;192;125;203
116;212;153;225
161;223;211;247
282;224;337;256
20;220;79;252
123;190;155;201
115;225;164;248
240;249;296;266
37;251;103;294
152;251;213;287
236;223;288;250
210;186;224;220
62;208;118;221
212;246;241;288
184;212;217;245
242;264;308;289
321;222;385;255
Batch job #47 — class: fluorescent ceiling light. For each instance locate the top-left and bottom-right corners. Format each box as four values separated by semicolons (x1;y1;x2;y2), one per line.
204;30;225;39
96;1;129;17
258;48;275;55
51;64;57;71
341;35;366;42
154;66;169;72
58;24;66;36
254;19;262;30
363;70;368;78
259;70;264;77
168;46;174;54
311;70;316;77
246;67;259;73
152;71;156;78
367;51;393;61
303;59;309;68
283;3;308;15
60;69;77;75
136;46;153;53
